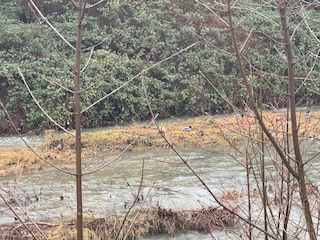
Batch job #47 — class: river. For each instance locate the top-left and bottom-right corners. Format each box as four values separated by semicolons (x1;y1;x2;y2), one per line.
1;121;320;239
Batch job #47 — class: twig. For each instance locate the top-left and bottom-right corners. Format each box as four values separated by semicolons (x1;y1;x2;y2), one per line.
9;193;49;240
140;73;279;239
1;103;76;176
28;2;74;71
85;0;106;9
290;12;310;41
13;158;26;197
40;74;75;94
295;50;319;94
70;0;79;8
80;47;94;73
188;28;234;56
80;53;121;93
240;28;254;53
0;193;39;240
195;0;229;27
82;115;158;175
81;43;195;114
273;45;287;62
19;69;76;138
29;0;76;51
123;147;169;240
115;158;145;240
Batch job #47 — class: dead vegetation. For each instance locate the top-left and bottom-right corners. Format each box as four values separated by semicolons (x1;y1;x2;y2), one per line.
1;110;320;176
0;207;235;239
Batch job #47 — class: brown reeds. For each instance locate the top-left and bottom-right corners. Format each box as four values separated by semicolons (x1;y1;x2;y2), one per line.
1;207;235;239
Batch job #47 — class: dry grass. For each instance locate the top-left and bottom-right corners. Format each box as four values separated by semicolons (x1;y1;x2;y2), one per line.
1;110;320;176
0;207;235;239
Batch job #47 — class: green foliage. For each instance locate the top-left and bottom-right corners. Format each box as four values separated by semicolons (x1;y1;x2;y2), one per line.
1;0;320;133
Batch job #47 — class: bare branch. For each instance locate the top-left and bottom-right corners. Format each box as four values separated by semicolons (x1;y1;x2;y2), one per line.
195;0;229;27
70;0;79;8
9;193;49;240
0;193;39;240
81;43;195;114
80;47;94;73
226;0;298;178
80;54;121;93
28;2;75;71
81;37;109;52
290;12;310;41
273;45;288;62
123;147;169;240
82;115;158;175
18;69;76;138
115;158;145;240
29;0;76;51
40;74;75;94
295;52;319;93
85;0;106;9
240;28;254;53
188;28;234;56
140;72;279;240
1;103;76;176
234;6;280;28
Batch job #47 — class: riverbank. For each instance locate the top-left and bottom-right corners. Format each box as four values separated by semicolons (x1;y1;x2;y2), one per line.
1;110;319;176
0;206;234;239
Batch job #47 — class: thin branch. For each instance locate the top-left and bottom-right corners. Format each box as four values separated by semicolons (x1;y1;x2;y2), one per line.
0;193;38;240
82;115;158;175
303;150;320;166
195;0;229;27
226;0;298;178
40;74;75;94
19;69;76;138
80;47;94;73
80;54;121;93
295;51;319;94
85;0;106;9
29;0;76;51
304;12;320;46
9;193;49;240
188;28;234;56
115;158;145;240
81;43;195;114
261;32;284;45
28;2;75;71
273;45;288;62
240;28;254;53
81;37;109;52
234;6;280;28
70;0;79;8
140;71;279;240
123;147;169;240
294;46;320;64
1;103;76;176
290;12;310;41
307;87;320;95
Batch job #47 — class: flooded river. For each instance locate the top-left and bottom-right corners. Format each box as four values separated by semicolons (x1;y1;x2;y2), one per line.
1;130;320;239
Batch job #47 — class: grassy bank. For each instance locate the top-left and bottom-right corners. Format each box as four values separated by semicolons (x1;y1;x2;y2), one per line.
1;110;320;176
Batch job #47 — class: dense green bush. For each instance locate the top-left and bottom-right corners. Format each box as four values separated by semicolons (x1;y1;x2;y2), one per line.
0;0;320;134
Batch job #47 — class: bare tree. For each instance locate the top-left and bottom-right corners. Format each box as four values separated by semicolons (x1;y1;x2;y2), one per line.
195;0;320;239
